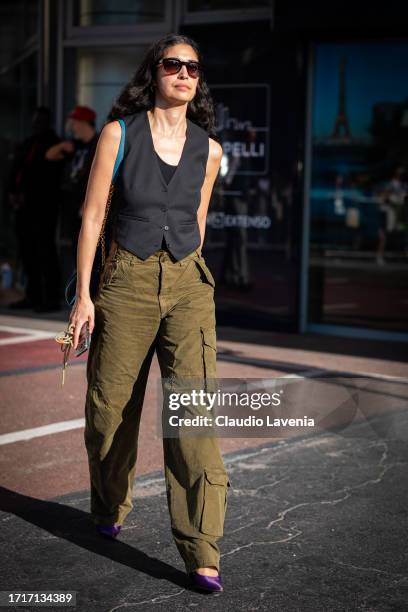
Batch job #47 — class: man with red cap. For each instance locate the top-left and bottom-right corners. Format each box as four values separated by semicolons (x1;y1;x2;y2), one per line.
46;105;99;265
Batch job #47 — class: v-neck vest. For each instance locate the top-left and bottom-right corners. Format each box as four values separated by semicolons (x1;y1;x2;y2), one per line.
112;109;209;261
156;151;177;184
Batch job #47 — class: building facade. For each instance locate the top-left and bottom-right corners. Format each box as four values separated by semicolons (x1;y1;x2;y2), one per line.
1;0;407;341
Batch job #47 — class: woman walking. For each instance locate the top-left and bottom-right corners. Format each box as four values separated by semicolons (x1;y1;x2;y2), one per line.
69;33;231;593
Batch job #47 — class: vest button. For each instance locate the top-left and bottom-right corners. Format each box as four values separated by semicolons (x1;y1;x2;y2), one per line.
161;206;167;211
164;225;169;230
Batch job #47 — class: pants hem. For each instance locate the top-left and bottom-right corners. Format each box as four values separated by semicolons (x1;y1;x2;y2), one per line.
185;558;220;574
91;508;130;527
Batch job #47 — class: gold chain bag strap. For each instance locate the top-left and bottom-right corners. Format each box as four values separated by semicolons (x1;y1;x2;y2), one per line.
94;181;117;299
99;181;115;269
55;323;75;386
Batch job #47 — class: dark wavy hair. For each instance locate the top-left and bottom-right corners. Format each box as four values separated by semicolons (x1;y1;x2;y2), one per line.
105;33;217;140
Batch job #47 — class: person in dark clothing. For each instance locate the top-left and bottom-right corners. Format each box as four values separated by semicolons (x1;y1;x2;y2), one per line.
46;105;99;266
7;106;63;312
67;34;229;594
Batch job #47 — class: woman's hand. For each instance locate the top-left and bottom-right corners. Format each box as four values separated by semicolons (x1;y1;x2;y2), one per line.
69;296;95;350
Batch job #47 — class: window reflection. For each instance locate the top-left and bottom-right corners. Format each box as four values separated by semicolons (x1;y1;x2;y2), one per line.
73;0;165;26
68;46;148;129
309;42;408;331
187;0;270;10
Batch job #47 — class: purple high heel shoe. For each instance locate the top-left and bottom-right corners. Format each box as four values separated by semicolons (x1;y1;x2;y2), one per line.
189;570;223;592
95;524;122;539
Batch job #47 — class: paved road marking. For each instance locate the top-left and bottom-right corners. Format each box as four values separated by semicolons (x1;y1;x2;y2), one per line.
0;325;56;345
1;368;406;446
0;418;85;445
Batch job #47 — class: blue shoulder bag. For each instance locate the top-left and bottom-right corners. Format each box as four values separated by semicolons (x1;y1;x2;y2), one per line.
64;118;126;307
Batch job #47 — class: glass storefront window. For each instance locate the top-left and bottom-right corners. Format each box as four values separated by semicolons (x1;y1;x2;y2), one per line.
58;44;149;280
187;0;270;10
179;22;303;331
24;0;39;39
58;44;147;259
201;80;298;328
64;45;148;130
73;0;166;26
1;1;39;58
0;51;38;255
308;41;408;332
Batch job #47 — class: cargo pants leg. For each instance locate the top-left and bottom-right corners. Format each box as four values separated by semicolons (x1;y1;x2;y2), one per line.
84;246;161;526
156;249;231;574
84;244;231;574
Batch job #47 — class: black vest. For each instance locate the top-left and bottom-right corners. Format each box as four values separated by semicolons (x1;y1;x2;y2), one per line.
113;109;209;261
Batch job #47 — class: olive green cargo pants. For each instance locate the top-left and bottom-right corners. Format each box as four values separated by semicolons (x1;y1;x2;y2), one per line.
84;240;231;573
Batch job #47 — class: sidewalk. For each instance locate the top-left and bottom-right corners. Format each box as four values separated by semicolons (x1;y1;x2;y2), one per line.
0;313;407;610
1;407;407;611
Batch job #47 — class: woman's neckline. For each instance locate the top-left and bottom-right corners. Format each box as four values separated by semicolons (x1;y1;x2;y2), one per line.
155;150;178;167
145;109;190;189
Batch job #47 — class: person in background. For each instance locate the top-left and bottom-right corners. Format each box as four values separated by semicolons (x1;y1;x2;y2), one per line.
7;106;63;312
46;105;99;266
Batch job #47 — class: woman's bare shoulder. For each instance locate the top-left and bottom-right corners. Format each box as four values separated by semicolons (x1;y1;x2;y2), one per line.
208;137;223;162
100;120;122;143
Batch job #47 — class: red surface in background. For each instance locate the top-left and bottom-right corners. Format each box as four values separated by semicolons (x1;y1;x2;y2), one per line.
0;337;88;373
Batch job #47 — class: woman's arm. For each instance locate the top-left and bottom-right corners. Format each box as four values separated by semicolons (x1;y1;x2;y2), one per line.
70;120;122;348
197;138;223;250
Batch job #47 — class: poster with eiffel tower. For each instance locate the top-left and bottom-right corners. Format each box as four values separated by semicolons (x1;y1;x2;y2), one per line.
309;41;408;332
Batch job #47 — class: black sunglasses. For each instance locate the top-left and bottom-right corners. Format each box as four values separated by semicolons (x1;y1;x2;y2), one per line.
156;57;202;78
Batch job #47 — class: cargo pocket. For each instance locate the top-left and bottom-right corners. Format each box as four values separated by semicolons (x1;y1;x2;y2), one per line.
199;468;231;537
194;257;216;288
